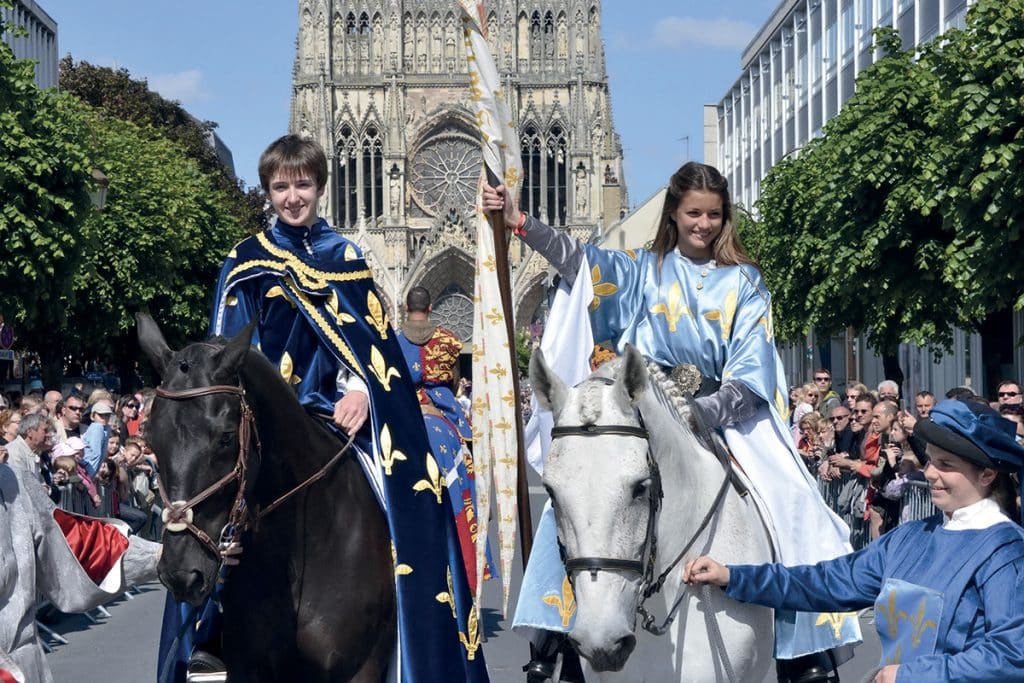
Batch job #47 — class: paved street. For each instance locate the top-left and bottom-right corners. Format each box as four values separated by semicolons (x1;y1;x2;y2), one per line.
47;483;881;682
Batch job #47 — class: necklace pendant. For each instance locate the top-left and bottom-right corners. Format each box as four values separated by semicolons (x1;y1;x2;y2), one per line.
696;282;704;291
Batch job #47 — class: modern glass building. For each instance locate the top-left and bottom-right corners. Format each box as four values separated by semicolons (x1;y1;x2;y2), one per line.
706;0;1023;401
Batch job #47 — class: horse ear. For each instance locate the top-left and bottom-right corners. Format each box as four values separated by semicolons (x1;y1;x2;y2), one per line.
136;313;172;378
215;319;257;376
529;348;568;413
620;344;648;405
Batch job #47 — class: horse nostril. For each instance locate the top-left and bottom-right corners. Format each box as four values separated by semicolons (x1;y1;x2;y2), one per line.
616;634;637;656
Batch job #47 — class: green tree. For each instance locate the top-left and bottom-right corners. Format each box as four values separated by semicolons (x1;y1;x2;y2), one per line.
746;2;1024;380
0;7;94;386
66;112;248;387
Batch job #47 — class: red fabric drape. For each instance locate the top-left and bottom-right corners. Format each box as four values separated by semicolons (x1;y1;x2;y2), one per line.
53;509;129;584
0;668;19;683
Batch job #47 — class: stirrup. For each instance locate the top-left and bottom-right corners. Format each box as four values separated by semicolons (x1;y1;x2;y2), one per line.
187;650;227;683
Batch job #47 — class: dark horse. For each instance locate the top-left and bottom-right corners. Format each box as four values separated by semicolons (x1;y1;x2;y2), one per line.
137;314;396;682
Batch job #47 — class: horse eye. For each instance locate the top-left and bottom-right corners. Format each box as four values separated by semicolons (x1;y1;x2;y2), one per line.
179;360;190;372
632;478;652;499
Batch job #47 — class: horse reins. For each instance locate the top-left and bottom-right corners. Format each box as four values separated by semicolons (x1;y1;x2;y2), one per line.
549;377;738;638
154;384;355;562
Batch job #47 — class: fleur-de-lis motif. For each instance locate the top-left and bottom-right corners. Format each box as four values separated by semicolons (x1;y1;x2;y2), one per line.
391;541;413;576
877;591;909;640
814;612;857;639
909;599;937;648
279;352;295;383
365;291;389;339
435;566;457;620
413;454;444;504
326;291;356;325
472;396;487;415
542;576;577;627
481;255;496;272
485;307;504;325
703;289;738;341
498;487;515;497
775;388;789;421
344;244;359;261
489;364;508;379
226;295;239;306
459;606;482;660
590;264;619;311
495;420;513;431
650;282;690;333
885;644;903;666
472;344;485;362
265;285;296;308
379;424;408;476
758;307;774;341
368;346;401;391
501;390;516;407
504;167;520;189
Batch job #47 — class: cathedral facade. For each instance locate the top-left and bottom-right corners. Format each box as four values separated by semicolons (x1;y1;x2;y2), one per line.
290;0;628;344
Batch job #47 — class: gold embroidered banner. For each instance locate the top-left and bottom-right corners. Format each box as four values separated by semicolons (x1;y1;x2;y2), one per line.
458;0;523;614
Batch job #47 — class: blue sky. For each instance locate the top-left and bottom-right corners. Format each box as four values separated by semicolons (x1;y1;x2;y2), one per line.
41;0;778;209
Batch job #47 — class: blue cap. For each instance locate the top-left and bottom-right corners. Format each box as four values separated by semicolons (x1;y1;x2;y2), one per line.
28;379;43;390
915;399;1024;472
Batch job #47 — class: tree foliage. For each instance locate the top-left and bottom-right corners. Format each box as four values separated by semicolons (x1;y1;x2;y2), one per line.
0;7;94;384
745;0;1024;357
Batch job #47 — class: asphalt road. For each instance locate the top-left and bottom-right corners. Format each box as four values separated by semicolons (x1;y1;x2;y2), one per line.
46;483;882;682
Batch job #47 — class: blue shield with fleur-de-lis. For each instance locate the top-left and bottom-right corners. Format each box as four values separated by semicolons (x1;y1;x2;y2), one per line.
874;578;943;665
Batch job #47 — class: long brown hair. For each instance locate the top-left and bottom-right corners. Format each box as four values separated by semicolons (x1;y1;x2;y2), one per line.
650;162;758;269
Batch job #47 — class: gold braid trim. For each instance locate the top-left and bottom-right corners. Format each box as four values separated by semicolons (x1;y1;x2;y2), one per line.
256;232;371;288
281;279;367;381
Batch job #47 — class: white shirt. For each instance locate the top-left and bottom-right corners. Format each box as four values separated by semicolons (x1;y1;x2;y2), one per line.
943;497;1009;531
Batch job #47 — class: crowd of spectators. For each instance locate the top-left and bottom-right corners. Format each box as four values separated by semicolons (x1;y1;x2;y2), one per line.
789;370;1023;550
0;383;162;541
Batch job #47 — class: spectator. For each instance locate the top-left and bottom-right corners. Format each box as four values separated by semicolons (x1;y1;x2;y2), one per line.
19;395;43;415
791;382;819;433
915;390;935;418
5;412;49;480
55;393;85;442
787;385;804;428
50;454;76;489
42;390;62;417
0;407;21;445
82;400;114;476
844;382;869;410
106;432;123;460
946;386;976;401
996;380;1022;406
828;404;855;457
999;404;1024;445
114;394;140;444
867;400;902;539
53;437;102;511
877;380;900;403
456;378;472;420
813;369;841;419
796;412;824;471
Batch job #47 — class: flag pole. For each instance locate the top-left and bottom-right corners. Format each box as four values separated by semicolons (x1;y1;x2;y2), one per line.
485;168;534;565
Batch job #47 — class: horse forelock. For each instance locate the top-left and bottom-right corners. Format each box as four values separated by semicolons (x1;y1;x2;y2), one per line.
576;379;605;425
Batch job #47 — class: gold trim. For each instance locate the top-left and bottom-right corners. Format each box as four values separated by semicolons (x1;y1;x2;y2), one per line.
280;280;366;380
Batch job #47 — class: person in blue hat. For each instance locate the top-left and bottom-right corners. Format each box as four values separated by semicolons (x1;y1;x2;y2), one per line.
683;398;1024;683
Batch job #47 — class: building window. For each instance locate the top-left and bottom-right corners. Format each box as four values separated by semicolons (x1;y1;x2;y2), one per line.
408;125;482;217
860;0;874;46
362;127;383;223
546;123;567;226
336;125;358;228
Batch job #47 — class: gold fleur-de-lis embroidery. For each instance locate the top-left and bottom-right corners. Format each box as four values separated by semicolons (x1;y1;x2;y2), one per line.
344;244;359;261
909;599;937;647
703;289;738;341
497;455;516;467
495;420;513;431
758;307;774;341
499;487;515;497
877;591;909;640
413;453;444;504
379;424;408;476
391;541;413;576
649;282;690;333
501;390;515;407
489;365;508;379
504;167;520;188
481;255;496;272
226;295;238;306
485;307;504;325
460;606;482;660
368;346;401;391
265;285;296;308
885;644;903;666
542;576;577;627
814;612;857;640
326;291;356;325
472;396;487;414
590;264;619;311
435;566;457;620
471;344;485;362
625;249;637;260
365;291;389;339
775;388;789;421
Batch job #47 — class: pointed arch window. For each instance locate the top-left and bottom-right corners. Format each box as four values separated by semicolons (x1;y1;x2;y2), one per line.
359;12;370;34
362;126;384;223
546;123;568;226
346;12;357;34
336;124;358;227
520;124;543;221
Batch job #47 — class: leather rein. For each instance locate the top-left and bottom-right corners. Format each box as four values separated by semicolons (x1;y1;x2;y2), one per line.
549;378;738;637
154;384;355;560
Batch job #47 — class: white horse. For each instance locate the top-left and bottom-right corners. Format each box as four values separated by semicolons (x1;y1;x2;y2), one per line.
531;344;776;682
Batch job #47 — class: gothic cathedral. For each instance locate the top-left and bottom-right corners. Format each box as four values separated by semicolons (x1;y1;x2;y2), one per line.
290;1;628;344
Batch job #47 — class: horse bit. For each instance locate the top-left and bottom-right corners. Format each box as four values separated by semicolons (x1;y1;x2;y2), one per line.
549;376;738;638
154;383;354;571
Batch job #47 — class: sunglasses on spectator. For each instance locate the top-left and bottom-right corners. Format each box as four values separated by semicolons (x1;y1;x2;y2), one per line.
999;391;1020;398
830;415;850;421
854;409;870;414
814;376;830;382
125;403;139;409
65;405;84;412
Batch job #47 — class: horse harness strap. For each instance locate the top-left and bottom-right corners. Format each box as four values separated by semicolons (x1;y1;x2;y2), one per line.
154;383;355;562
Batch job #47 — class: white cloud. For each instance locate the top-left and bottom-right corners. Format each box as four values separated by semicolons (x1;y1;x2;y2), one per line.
147;69;207;104
652;16;757;52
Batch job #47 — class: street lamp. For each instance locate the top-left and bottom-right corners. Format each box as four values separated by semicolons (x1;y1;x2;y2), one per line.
89;167;109;211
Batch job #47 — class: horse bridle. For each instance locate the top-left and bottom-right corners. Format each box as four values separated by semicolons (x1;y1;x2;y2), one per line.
549;377;736;637
154;383;355;562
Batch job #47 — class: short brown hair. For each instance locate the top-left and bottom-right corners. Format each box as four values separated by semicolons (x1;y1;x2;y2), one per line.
258;134;328;192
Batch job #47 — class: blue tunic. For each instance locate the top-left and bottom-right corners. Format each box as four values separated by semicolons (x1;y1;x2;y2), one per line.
727;517;1024;681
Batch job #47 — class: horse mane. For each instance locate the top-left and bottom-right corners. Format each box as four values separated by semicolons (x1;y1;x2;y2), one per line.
641;361;719;455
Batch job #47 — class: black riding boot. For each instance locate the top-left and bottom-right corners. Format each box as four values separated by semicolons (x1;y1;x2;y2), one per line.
776;651;840;683
187;649;227;683
524;631;585;683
